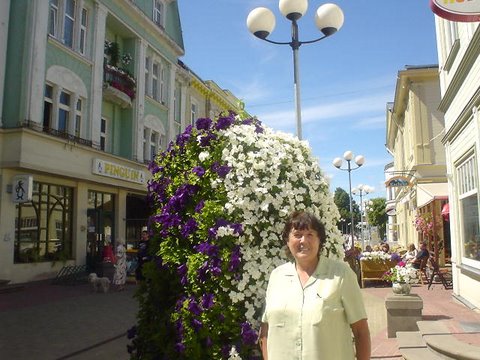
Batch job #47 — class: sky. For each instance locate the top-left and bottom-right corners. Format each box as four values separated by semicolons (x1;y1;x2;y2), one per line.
177;0;439;199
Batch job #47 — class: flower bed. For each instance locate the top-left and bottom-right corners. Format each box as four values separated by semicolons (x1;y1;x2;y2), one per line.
128;113;344;359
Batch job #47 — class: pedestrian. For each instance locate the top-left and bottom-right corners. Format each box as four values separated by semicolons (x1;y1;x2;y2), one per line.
259;211;371;359
113;239;127;291
135;228;150;282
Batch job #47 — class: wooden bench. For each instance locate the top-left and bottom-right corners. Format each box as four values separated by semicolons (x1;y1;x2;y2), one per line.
360;259;397;288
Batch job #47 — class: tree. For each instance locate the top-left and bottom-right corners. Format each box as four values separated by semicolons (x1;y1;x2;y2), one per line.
333;187;360;235
366;198;387;239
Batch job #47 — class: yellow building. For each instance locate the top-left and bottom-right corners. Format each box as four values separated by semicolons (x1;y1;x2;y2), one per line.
385;65;449;263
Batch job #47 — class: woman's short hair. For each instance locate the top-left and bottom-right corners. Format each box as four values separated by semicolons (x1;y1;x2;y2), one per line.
282;211;326;256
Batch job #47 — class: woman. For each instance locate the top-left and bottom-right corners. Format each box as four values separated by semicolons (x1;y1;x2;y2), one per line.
113;239;127;291
402;243;418;262
259;211;371;359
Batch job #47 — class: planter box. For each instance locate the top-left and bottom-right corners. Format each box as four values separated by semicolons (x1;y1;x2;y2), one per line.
360;259;397;287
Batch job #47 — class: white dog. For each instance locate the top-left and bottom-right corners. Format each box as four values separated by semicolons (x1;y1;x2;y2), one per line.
88;273;110;293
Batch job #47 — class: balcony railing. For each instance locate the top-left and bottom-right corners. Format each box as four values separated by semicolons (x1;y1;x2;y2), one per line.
103;65;136;100
21;120;93;147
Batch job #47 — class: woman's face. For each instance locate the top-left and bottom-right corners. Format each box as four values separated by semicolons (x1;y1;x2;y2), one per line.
287;227;320;263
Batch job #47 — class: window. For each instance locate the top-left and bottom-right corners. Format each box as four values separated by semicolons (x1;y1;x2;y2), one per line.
43;84;54;129
49;0;59;37
79;8;88;55
150;131;158;160
160;65;166;104
190;101;197;126
100;117;107;151
144;56;150;96
152;62;159;100
457;154;480;265
15;182;73;263
153;0;165;27
63;0;76;48
58;91;71;133
75;99;82;137
48;0;88;55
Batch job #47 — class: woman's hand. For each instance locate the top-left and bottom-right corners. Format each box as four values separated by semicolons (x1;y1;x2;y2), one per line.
351;319;371;360
259;323;268;360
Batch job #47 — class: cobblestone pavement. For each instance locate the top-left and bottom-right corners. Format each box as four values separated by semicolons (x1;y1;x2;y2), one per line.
1;280;479;359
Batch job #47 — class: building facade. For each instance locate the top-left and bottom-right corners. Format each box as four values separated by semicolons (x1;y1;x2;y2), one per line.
0;0;246;283
435;17;480;309
385;65;449;263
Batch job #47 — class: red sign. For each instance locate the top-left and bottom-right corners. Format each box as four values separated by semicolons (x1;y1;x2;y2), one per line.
430;0;480;22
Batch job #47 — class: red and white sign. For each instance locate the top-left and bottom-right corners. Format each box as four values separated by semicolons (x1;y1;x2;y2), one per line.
430;0;480;22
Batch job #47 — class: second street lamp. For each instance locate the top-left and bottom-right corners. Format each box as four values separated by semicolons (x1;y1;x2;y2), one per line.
333;151;365;252
352;184;374;250
246;0;344;140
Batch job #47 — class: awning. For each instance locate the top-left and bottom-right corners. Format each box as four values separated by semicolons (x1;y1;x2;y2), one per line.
441;203;450;221
416;183;448;208
385;203;396;216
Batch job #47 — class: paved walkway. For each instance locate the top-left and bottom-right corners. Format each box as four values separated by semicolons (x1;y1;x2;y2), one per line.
0;280;479;359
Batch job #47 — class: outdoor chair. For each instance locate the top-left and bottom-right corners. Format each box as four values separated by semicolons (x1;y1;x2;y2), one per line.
417;256;429;285
427;257;453;290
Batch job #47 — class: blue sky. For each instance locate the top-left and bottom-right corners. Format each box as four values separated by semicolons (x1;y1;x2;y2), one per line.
178;0;439;199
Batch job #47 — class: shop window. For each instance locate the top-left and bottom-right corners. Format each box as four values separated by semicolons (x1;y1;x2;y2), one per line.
190;101;197;126
457;154;480;265
15;182;73;263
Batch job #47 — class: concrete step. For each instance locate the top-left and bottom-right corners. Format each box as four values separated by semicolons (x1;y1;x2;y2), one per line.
417;320;480;360
0;283;25;294
396;331;444;359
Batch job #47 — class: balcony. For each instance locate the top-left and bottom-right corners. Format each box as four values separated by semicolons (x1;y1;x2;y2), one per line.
103;65;136;108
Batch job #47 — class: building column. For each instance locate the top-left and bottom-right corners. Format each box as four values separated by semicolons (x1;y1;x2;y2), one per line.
24;0;49;124
135;39;147;162
168;65;176;142
0;0;11;126
90;3;108;148
180;82;187;131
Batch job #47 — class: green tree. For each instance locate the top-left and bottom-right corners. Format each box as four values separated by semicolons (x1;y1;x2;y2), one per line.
366;197;387;239
333;187;360;235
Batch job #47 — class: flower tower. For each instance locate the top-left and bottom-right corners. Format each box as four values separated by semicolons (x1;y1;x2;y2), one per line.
128;113;344;359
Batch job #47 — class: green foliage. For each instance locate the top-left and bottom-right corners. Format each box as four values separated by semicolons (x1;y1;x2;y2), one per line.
366;198;387;238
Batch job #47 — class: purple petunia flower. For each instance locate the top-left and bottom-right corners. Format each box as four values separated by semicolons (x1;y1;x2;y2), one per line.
195;117;212;130
205;336;213;348
188;298;203;316
231;223;243;235
192;166;205;177
199;133;217;147
241;322;258;345
195;200;205;213
194;242;218;257
215;115;234;130
191;318;203;332
197;261;209;282
211;162;231;178
201;293;215;309
181;218;198;238
174;342;186;353
177;264;188;285
228;245;242;272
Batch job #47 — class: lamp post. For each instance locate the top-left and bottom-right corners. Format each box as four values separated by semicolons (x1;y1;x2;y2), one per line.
333;151;365;251
246;0;344;140
352;184;374;250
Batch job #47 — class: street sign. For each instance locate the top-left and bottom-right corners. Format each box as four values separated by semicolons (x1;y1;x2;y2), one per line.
430;0;480;22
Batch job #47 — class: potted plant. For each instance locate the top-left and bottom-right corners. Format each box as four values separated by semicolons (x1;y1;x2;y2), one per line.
382;261;419;295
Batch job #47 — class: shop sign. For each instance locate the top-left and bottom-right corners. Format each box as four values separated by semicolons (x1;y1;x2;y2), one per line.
430;0;480;22
93;159;146;184
385;176;412;188
12;175;33;203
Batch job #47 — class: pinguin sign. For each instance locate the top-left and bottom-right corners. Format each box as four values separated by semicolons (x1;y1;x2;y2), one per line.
430;0;480;22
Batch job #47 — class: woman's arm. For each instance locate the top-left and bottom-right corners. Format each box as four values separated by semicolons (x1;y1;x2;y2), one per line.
351;319;371;360
259;322;268;360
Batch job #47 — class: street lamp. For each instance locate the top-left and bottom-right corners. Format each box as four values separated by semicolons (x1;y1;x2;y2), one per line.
246;1;344;140
332;151;365;251
352;184;374;249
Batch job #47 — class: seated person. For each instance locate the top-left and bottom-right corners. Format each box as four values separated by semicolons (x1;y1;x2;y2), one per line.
410;242;429;269
402;243;418;262
381;242;390;254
